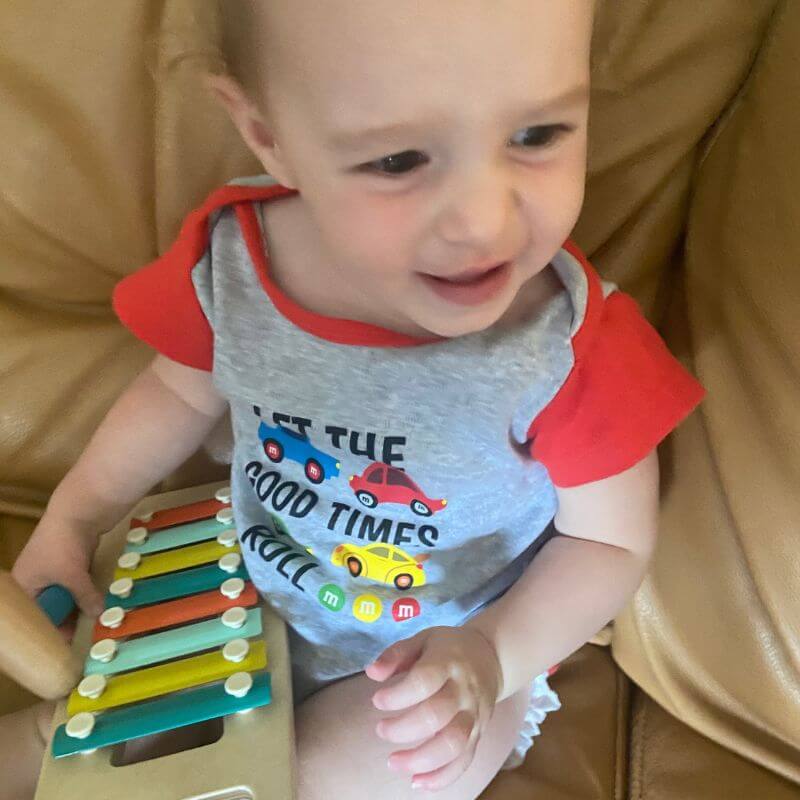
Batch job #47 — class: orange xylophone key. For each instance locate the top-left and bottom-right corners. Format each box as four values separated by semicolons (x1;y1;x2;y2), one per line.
91;582;258;642
131;498;229;531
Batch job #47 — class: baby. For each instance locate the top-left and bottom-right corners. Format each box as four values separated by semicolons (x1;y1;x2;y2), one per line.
8;1;704;798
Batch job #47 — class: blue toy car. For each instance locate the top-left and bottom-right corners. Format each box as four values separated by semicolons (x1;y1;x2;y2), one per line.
258;421;341;484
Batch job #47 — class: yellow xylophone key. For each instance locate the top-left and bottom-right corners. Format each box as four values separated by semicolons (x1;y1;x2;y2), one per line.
112;540;242;581
67;639;267;715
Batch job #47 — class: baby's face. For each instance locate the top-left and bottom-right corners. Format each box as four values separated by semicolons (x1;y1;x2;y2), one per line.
246;1;592;337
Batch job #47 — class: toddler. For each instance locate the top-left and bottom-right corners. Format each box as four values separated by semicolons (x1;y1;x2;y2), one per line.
8;1;704;798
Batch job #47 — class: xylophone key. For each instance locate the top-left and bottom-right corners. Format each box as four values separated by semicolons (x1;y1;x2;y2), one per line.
52;671;272;758
68;640;268;714
84;608;263;676
126;516;236;554
112;540;242;581
104;562;249;609
91;582;259;642
130;496;230;532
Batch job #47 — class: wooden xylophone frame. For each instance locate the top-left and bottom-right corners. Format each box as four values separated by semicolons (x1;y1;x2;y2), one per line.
34;482;296;800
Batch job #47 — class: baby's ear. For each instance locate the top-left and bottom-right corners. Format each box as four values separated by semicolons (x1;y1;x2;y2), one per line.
205;73;243;112
204;73;296;189
205;72;274;152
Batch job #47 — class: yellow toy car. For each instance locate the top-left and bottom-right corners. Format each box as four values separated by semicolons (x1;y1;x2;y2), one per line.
330;543;428;590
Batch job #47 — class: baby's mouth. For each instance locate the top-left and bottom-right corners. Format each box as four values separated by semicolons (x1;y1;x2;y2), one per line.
427;262;507;285
419;262;512;306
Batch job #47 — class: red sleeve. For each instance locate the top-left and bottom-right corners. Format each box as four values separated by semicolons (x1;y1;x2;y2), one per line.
527;290;706;487
112;183;296;370
110;197;228;371
112;244;213;371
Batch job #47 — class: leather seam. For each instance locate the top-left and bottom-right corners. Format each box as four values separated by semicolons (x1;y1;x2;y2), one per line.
0;495;47;521
614;665;632;800
628;689;646;800
695;0;782;171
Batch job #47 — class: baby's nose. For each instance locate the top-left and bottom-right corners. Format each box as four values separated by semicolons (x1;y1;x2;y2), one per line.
435;167;518;251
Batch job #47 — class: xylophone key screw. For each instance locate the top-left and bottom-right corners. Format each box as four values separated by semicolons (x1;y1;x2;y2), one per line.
126;526;149;545
222;638;250;663
220;578;245;599
222;606;247;629
78;674;108;700
216;507;234;525
215;486;233;503
137;510;154;522
99;606;126;629
109;577;134;599
217;528;238;547
90;638;118;663
117;552;142;570
65;712;96;739
224;671;253;698
218;552;242;573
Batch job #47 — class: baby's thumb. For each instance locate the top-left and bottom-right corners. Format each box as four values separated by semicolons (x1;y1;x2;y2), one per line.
66;572;104;618
366;633;427;682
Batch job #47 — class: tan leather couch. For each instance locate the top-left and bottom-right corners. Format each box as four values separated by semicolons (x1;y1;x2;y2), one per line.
2;1;798;797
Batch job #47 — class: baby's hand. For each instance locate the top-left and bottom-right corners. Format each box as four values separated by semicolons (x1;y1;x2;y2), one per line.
12;515;104;619
366;625;502;792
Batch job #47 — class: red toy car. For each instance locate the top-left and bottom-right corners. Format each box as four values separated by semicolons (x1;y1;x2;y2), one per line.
349;463;447;516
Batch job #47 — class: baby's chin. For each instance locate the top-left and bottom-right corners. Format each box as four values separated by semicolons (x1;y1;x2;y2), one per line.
410;278;524;338
410;298;514;339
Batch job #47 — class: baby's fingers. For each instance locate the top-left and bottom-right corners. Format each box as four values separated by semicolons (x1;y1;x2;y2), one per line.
59;572;103;618
387;711;474;778
410;748;475;793
366;632;428;683
10;551;47;596
373;658;448;712
376;682;459;744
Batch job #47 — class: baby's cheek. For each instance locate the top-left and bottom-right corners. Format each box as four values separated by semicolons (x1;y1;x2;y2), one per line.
329;192;422;273
555;146;588;227
526;163;585;251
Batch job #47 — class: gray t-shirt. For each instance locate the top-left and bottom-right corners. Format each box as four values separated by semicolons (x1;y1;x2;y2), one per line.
113;175;704;701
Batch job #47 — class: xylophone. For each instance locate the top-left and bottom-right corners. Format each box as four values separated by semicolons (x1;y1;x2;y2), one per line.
32;482;295;800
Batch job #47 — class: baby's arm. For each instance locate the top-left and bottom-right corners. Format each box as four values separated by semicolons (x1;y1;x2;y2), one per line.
12;355;228;614
42;355;227;531
465;449;660;701
367;453;660;790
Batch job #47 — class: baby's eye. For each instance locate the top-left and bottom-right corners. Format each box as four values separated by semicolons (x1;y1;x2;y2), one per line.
509;124;571;149
362;150;430;176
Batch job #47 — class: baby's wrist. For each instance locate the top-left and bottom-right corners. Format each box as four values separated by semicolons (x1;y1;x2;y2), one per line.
37;500;106;547
463;622;505;705
46;479;129;539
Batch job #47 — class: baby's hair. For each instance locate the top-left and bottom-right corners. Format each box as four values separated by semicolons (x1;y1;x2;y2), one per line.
142;1;269;105
221;0;301;114
217;0;264;98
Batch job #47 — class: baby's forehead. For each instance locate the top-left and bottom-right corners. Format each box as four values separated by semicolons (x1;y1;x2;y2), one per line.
262;5;587;70
230;1;593;124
